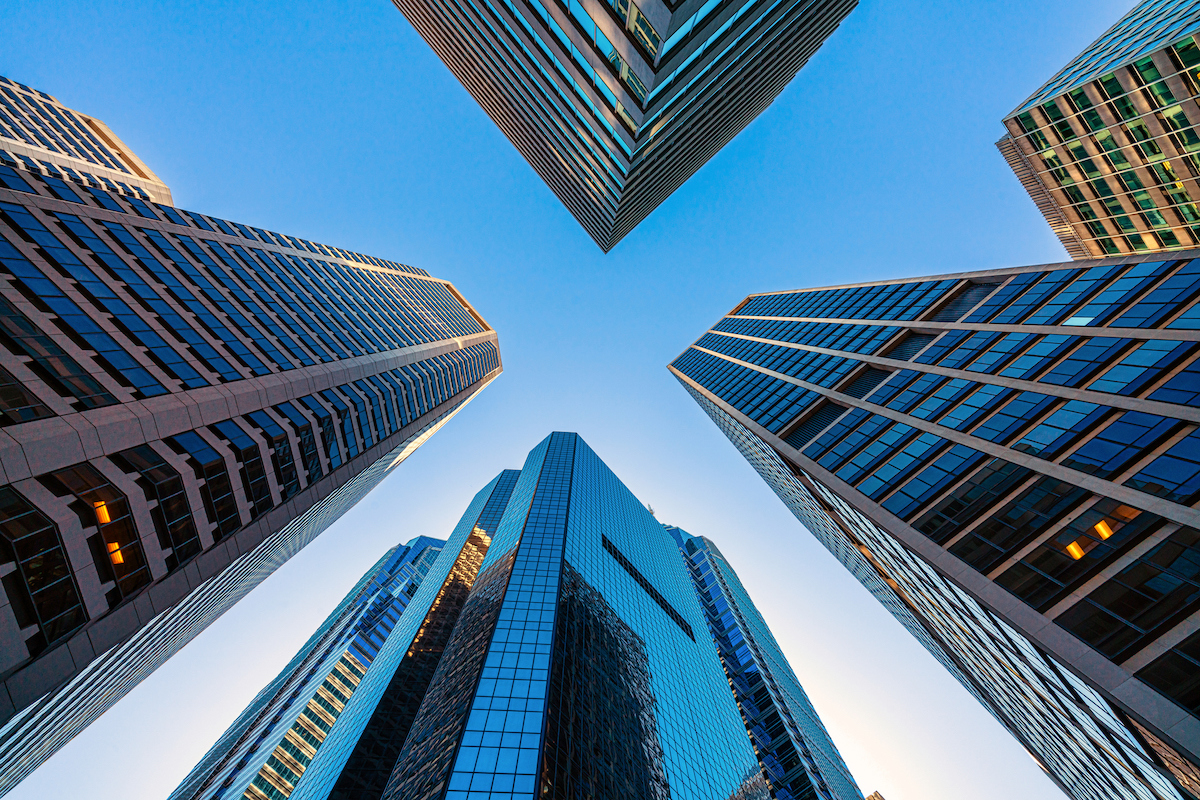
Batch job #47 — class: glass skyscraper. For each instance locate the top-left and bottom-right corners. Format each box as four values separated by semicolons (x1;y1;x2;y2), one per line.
174;433;859;800
0;76;501;795
672;257;1200;800
170;535;450;800
386;0;855;250
667;525;862;800
999;0;1200;259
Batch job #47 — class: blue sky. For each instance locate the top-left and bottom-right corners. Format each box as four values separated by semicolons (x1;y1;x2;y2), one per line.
4;0;1140;798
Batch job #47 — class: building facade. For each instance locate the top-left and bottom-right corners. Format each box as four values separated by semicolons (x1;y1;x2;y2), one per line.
667;525;862;800
998;1;1200;260
179;436;863;800
201;432;767;800
388;0;854;249
671;256;1200;800
0;76;172;205
0;77;502;795
170;535;449;800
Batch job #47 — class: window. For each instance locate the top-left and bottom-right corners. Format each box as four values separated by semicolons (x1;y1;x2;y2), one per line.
275;401;324;483
110;444;201;572
47;462;151;607
211;420;273;519
247;410;301;501
168;430;242;540
947;476;1089;572
0;486;87;657
1124;428;1200;505
1056;525;1200;660
997;499;1161;610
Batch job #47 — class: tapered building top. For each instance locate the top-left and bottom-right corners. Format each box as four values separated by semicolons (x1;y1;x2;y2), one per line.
388;0;856;249
998;1;1200;260
0;75;501;795
0;75;172;205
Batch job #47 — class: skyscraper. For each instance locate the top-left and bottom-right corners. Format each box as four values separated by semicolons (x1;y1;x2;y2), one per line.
170;535;450;800
998;1;1200;260
667;525;863;800
672;257;1200;800
180;433;829;800
0;76;501;794
387;0;855;250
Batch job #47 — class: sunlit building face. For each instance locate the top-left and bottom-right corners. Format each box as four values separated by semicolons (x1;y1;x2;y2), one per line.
1000;2;1200;260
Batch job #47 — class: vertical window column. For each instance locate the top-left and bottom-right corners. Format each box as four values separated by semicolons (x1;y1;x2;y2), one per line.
44;463;151;608
109;444;201;572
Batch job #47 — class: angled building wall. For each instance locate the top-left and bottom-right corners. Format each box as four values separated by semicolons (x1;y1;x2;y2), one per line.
0;76;502;796
673;256;1200;800
387;0;855;249
999;2;1200;259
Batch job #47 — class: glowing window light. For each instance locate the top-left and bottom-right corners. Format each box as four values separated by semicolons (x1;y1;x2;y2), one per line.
106;541;123;565
93;501;111;525
1066;541;1086;560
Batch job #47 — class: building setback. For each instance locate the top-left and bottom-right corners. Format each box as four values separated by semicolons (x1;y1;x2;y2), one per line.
0;76;501;795
672;257;1200;800
667;525;863;800
999;2;1200;260
387;0;855;250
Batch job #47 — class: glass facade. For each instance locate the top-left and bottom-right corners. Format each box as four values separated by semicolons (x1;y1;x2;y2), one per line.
0;77;502;795
672;260;1200;800
262;432;776;800
667;526;862;800
169;536;448;800
1000;1;1200;259
385;0;855;249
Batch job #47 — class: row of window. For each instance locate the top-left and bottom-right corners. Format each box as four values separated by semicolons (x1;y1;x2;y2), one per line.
0;341;497;662
734;279;956;322
0;77;131;175
0;193;483;407
712;318;899;355
0;153;153;204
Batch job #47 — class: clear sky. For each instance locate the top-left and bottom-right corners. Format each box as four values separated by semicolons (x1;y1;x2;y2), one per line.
3;0;1141;798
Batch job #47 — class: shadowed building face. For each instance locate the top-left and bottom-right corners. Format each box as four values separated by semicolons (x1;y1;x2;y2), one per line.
386;0;856;250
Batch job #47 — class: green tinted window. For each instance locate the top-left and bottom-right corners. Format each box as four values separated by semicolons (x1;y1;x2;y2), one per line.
1174;36;1200;68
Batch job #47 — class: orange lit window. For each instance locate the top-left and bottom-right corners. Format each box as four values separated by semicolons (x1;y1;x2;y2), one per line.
107;541;123;565
93;501;111;525
1066;541;1086;560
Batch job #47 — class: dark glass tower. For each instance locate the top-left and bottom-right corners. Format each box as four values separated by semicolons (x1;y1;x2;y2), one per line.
672;257;1200;800
190;432;805;800
387;0;856;250
667;525;862;800
0;76;501;795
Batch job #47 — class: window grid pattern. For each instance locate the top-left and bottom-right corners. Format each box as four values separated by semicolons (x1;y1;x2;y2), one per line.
679;385;1186;800
674;264;1200;798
